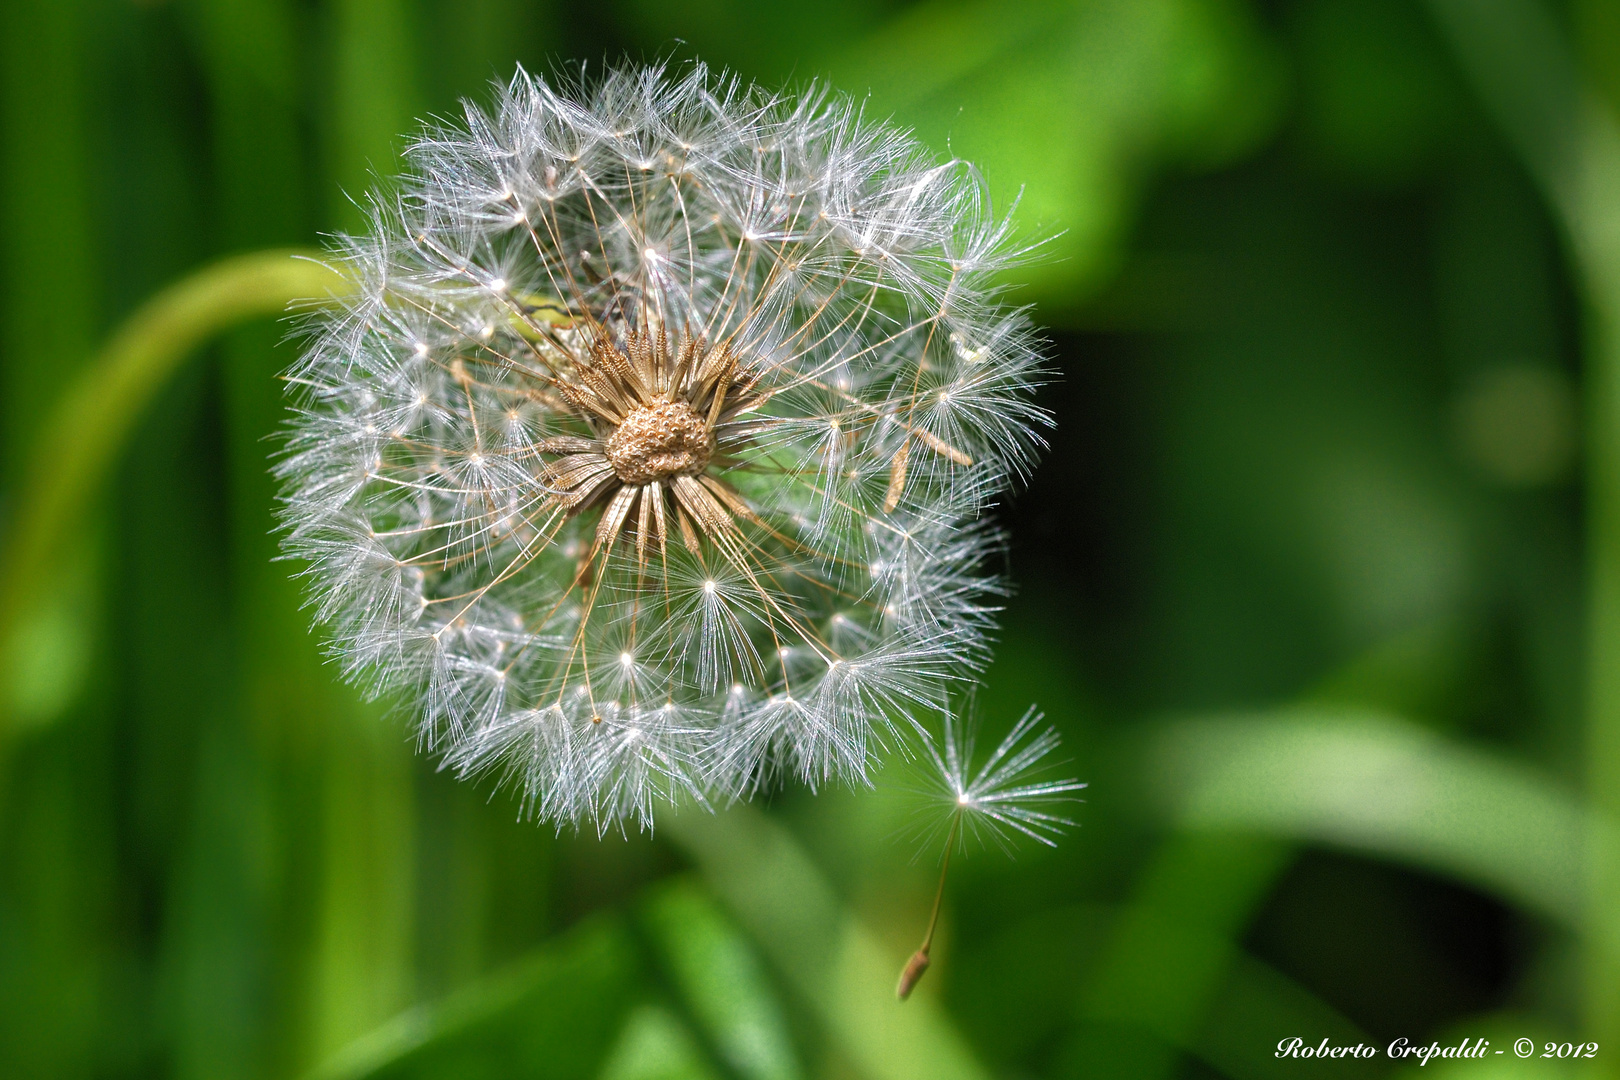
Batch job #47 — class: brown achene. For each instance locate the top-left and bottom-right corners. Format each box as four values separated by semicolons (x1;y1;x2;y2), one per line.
536;327;764;564
606;400;715;484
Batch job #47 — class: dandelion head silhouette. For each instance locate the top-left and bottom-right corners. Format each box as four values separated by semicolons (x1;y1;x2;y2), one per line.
277;64;1047;830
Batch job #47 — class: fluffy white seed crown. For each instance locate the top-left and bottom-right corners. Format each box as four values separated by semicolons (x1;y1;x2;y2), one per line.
277;63;1048;831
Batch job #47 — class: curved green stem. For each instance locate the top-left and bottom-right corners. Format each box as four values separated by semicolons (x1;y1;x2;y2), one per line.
0;249;348;740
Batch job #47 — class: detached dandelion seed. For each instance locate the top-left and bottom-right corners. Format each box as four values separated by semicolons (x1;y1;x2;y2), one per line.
897;707;1085;999
278;63;1049;831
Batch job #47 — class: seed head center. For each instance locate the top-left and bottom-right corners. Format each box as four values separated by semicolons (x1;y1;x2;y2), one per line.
606;400;715;484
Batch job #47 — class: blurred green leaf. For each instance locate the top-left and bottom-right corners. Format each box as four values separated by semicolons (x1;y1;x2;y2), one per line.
661;804;991;1080
329;0;422;229
631;0;1287;304
639;877;801;1080
314;4;427;1055
1386;1013;1592;1078
616;0;888;79
1302;619;1477;724
826;0;1285;303
599;1005;722;1080
1143;709;1594;927
949;904;1110;1062
423;0;549;105
1;0;96;473
1068;833;1294;1077
1422;0;1590;216
173;7;324;1076
0;0;100;751
0;251;344;739
1420;18;1620;1051
5;539;97;730
309;915;639;1080
1197;953;1381;1079
1293;0;1473;184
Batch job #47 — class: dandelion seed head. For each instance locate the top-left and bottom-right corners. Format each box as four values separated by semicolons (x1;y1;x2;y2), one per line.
276;62;1048;830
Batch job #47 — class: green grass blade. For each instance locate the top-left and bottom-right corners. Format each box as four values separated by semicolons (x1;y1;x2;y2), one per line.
329;0;421;230
307;916;640;1080
660;804;991;1080
599;1005;724;1080
639;877;802;1080
1144;710;1595;928
1071;833;1295;1078
312;0;425;1054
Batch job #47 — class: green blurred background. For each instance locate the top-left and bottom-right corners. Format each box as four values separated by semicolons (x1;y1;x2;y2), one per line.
4;0;1620;1077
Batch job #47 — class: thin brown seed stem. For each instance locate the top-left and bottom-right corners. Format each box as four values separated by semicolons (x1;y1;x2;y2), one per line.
920;809;960;955
897;807;961;1000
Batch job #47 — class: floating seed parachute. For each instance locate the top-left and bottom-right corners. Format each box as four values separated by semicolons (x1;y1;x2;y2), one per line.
278;64;1047;829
